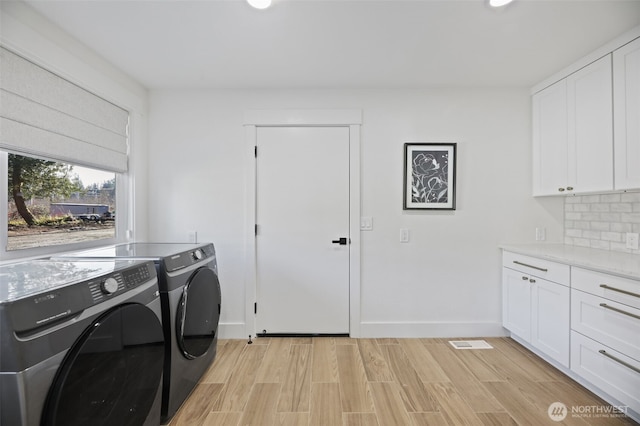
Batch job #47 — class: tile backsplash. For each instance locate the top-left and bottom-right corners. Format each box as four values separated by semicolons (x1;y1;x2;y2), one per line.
565;192;640;255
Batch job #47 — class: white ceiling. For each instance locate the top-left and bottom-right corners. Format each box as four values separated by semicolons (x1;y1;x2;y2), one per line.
18;0;640;89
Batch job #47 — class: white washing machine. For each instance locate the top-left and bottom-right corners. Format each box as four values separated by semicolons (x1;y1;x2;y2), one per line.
56;242;221;424
0;258;164;426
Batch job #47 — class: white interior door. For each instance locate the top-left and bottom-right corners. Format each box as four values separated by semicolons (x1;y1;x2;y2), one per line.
255;126;350;334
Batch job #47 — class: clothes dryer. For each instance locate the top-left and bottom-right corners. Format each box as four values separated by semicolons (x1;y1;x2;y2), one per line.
0;258;164;426
56;242;221;424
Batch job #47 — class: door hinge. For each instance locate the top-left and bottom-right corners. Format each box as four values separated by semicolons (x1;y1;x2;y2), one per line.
254;302;257;314
255;224;258;236
254;146;257;157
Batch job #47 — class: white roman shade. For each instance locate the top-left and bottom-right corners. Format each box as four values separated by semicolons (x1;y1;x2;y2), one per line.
0;47;129;172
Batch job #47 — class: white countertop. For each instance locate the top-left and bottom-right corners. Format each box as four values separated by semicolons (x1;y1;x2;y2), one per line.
500;243;640;280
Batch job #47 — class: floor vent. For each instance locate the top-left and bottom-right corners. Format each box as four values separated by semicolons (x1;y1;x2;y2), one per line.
448;340;493;350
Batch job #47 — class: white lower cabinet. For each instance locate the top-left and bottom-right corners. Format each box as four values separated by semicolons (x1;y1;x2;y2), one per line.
570;267;640;415
571;331;640;414
502;250;640;420
502;252;570;367
571;289;640;362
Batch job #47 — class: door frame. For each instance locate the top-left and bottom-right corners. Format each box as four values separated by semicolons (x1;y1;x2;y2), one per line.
243;109;362;338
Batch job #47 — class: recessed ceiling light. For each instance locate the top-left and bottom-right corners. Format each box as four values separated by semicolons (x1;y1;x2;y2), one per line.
489;0;513;7
247;0;272;9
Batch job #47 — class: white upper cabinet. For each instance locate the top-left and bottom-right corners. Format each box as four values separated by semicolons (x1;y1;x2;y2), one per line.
614;37;640;190
532;79;568;196
533;55;613;196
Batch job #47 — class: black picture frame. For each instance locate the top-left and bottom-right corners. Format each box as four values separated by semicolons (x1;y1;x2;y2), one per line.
403;142;457;210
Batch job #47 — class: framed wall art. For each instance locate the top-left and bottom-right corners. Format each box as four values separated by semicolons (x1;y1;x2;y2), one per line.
403;142;457;210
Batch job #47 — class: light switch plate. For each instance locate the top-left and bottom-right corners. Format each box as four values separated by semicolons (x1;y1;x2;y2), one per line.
400;228;410;243
360;217;373;231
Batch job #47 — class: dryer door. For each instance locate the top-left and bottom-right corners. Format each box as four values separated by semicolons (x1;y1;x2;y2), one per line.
42;303;164;426
176;267;221;359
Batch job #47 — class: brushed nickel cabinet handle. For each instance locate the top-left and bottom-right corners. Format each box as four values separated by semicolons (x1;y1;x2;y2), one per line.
598;350;640;375
600;284;640;299
599;303;640;321
558;188;566;192
513;260;548;273
566;186;574;191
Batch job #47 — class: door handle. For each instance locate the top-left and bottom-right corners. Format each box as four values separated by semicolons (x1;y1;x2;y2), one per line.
332;237;348;245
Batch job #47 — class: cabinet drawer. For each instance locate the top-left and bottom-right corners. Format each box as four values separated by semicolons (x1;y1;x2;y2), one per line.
571;331;640;414
571;289;640;362
572;267;640;310
502;251;570;285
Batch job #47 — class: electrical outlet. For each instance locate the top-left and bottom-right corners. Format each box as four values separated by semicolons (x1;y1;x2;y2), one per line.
400;228;410;243
188;231;198;243
626;233;639;250
535;227;546;241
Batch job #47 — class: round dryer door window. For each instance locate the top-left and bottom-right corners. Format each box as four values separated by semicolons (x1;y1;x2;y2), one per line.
176;267;221;359
42;303;164;426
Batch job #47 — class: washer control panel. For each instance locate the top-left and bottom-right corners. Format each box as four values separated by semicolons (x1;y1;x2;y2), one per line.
89;263;153;302
6;262;156;335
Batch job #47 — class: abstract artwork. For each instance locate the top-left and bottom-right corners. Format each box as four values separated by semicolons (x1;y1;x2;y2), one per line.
403;143;457;210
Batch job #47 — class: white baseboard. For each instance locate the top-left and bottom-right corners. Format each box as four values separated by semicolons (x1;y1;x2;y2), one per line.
357;321;507;338
219;321;507;340
217;322;248;339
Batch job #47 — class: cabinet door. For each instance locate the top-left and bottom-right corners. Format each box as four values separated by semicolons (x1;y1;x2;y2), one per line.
614;37;640;190
532;79;568;196
567;55;614;193
502;267;531;341
531;278;570;367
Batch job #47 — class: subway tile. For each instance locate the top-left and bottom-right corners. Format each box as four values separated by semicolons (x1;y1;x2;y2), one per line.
582;213;601;221
574;221;591;230
573;204;590;212
600;213;621;222
582;195;600;203
611;203;633;213
601;232;622;242
621;213;640;223
600;194;621;203
611;222;632;233
621;192;640;203
564;194;640;254
566;229;582;238
583;230;601;239
590;222;610;231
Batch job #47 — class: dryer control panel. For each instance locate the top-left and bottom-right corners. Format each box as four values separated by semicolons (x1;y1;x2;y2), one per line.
162;244;216;272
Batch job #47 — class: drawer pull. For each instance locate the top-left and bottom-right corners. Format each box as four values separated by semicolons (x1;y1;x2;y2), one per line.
513;260;548;273
600;284;640;299
599;303;640;321
598;350;640;375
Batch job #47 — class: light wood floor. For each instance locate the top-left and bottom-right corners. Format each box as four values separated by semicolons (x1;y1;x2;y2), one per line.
169;337;638;426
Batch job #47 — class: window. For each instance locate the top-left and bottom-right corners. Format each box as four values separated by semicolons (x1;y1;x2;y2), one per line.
0;47;131;260
6;153;117;251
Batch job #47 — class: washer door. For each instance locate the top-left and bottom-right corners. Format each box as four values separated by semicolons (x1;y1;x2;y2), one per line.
176;267;221;359
42;303;164;426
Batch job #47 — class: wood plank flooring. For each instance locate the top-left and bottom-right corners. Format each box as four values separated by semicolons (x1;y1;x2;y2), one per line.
169;337;638;426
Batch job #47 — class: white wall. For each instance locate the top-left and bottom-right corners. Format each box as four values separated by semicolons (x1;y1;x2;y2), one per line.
148;88;564;338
